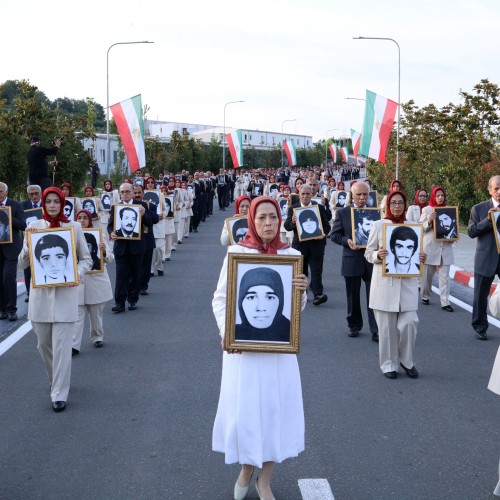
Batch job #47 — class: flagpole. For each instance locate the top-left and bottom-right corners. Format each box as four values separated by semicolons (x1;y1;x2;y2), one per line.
223;100;244;171
281;119;297;168
353;36;400;180
107;40;153;175
325;128;338;170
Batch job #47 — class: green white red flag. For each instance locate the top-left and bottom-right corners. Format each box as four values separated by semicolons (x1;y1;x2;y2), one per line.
226;130;243;168
350;129;362;159
340;147;348;163
359;90;398;164
110;94;145;172
328;144;337;163
284;139;297;167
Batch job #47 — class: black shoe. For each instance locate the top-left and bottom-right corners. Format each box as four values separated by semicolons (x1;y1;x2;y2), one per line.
194;229;198;233
172;248;176;252
442;305;454;312
400;362;419;378
140;289;149;296
384;371;397;379
348;329;359;338
166;258;171;261
178;240;182;244
476;331;488;340
52;401;66;412
150;272;154;277
112;303;125;313
128;302;137;311
422;298;429;305
25;297;29;303
94;341;103;348
72;348;79;356
158;270;164;276
0;311;7;320
372;332;379;342
313;294;328;306
8;312;18;321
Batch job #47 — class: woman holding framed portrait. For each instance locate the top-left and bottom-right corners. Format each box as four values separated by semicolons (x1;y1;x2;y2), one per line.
220;195;251;246
161;180;178;261
365;190;426;380
212;197;308;500
18;187;92;412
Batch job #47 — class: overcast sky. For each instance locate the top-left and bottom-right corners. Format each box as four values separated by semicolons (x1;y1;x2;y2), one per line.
3;0;499;142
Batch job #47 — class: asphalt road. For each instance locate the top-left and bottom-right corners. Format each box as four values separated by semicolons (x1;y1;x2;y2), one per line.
0;207;499;500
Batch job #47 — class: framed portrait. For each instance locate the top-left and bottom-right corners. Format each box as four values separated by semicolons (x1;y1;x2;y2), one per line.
165;195;175;218
320;182;328;196
289;193;300;206
367;190;378;208
133;177;144;186
278;198;289;219
334;190;347;208
294;205;325;242
224;253;303;353
492;211;500;253
434;206;459;241
24;207;44;227
113;204;142;240
311;197;323;206
64;197;77;221
100;192;112;211
351;208;381;248
28;227;78;288
382;223;423;278
0;206;13;244
83;228;104;273
226;216;249;245
144;189;161;215
81;197;99;220
268;183;279;197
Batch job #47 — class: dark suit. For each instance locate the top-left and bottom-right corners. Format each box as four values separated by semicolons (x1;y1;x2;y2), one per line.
284;203;330;297
108;201;152;306
0;198;27;313
27;144;58;191
468;199;500;333
331;206;378;334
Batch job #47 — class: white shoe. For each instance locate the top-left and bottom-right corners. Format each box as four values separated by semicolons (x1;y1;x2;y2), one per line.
255;478;275;500
234;468;254;500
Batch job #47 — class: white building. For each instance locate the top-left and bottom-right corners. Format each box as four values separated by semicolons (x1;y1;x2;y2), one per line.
81;134;129;177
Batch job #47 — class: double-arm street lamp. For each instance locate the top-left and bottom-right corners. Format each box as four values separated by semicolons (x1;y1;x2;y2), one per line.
223;100;245;170
281;118;297;168
353;36;400;179
106;40;154;174
325;128;339;168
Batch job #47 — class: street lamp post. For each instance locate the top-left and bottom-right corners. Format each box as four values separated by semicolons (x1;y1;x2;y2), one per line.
325;128;338;169
223;100;244;170
281;118;297;168
353;36;400;179
106;41;154;174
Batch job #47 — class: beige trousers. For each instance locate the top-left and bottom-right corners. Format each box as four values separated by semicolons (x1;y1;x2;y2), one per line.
184;216;191;237
32;321;74;402
152;238;165;272
164;233;174;259
373;310;418;373
172;223;179;249
73;303;106;351
421;263;450;306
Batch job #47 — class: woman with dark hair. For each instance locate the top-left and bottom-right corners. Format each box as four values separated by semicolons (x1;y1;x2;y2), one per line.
99;180;120;229
297;208;322;238
18;187;92;412
220;195;251;246
293;177;304;194
212;197;308;500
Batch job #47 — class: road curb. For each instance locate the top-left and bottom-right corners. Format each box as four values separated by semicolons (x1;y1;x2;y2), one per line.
449;265;497;296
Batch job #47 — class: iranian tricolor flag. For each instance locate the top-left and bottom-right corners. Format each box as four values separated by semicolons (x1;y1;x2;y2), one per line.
350;129;362;159
110;94;145;172
340;147;349;163
226;130;243;168
359;90;398;164
284;139;297;167
328;144;337;163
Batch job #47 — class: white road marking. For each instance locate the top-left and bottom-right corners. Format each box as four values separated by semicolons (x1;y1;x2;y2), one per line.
298;478;335;499
0;321;33;357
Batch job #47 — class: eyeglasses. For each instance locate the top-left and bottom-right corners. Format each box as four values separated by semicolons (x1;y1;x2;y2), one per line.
390;201;405;206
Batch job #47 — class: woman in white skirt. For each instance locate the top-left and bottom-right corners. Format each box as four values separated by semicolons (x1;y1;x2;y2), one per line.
160;185;176;261
212;197;307;500
181;180;193;238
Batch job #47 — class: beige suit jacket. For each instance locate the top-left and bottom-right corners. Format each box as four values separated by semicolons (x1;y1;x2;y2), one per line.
420;206;455;266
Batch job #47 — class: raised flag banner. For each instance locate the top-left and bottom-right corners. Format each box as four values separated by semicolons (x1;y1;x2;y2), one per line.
359;90;398;164
226;130;243;168
110;94;145;172
350;129;362;159
340;147;349;163
284;139;297;167
328;144;337;163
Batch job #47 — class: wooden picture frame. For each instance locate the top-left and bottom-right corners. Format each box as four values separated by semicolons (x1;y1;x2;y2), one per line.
382;223;423;277
434;206;460;241
28;227;78;288
83;228;104;273
294;205;325;242
351;207;381;248
144;189;162;215
224;253;303;353
225;215;249;245
0;206;13;244
492;211;500;253
24;207;44;226
289;193;300;207
81;197;99;220
64;197;77;221
165;195;175;218
113;204;142;240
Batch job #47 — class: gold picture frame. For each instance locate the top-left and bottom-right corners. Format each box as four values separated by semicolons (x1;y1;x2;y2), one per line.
0;206;13;244
492;211;500;253
350;207;381;248
28;227;79;288
225;215;249;245
113;204;142;240
224;253;303;353
293;205;325;242
382;223;423;278
81;196;99;220
83;228;104;273
165;195;175;219
433;206;460;241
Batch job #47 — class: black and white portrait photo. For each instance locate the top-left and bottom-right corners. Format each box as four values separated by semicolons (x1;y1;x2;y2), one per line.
24;207;44;227
351;208;381;247
269;183;279;197
81;197;98;220
113;204;141;240
335;190;347;208
434;206;459;241
165;195;174;218
295;205;324;242
144;190;161;215
0;207;12;244
226;216;249;245
278;198;288;219
83;228;103;273
383;224;423;277
64;197;76;220
367;190;378;208
100;192;112;211
28;228;78;287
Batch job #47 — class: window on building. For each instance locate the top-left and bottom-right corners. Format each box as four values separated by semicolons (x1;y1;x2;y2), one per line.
182;127;187;135
113;151;118;163
307;140;310;146
261;135;264;144
244;134;247;142
100;149;106;163
272;136;275;145
249;134;252;141
88;147;94;158
297;139;300;146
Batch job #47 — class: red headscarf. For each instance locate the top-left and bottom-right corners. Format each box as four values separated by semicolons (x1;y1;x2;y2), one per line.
60;182;73;197
238;197;289;254
167;176;176;194
235;195;251;215
328;178;336;187
428;186;446;207
294;177;304;193
42;187;70;228
75;208;93;228
413;189;428;214
103;179;113;192
385;190;407;224
389;179;402;192
84;186;95;196
144;176;156;189
337;181;345;191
